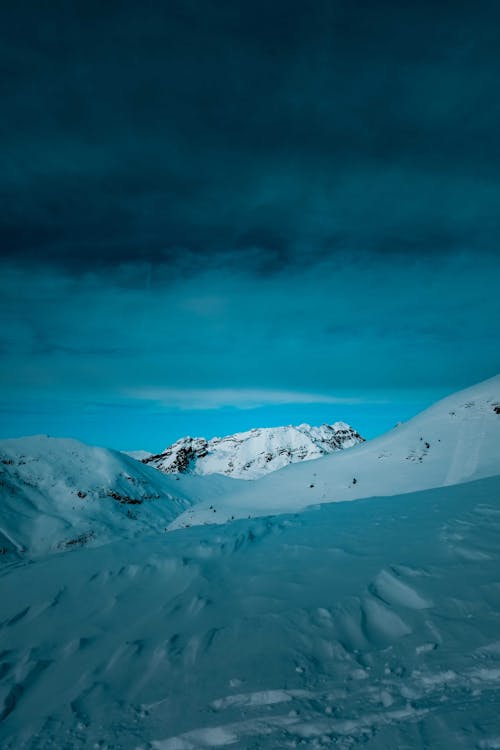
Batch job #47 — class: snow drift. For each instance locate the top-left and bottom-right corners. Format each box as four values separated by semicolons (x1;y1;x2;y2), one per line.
1;476;500;749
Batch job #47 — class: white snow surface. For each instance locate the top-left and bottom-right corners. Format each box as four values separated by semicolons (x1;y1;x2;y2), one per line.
144;422;364;480
1;476;500;749
0;436;242;556
171;375;500;529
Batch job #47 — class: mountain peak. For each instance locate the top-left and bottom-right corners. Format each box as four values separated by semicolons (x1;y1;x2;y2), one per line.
143;422;364;479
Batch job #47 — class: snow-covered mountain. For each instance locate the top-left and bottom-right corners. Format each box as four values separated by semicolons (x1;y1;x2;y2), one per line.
0;435;249;557
2;378;500;749
170;374;500;529
143;422;364;479
3;378;498;548
0;436;192;557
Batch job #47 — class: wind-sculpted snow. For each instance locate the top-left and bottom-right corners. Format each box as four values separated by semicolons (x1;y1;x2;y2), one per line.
171;374;500;528
143;422;364;479
1;477;500;748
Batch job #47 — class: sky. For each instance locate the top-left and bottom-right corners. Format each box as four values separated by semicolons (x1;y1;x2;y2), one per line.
1;0;499;451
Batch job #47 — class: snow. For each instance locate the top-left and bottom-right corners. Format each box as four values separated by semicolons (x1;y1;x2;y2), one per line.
1;476;500;748
1;376;500;748
170;374;500;529
144;422;364;480
0;435;207;556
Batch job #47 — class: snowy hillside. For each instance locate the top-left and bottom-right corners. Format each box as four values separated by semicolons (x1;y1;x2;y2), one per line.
0;435;195;557
1;476;500;749
171;375;500;529
1;377;500;748
144;422;364;479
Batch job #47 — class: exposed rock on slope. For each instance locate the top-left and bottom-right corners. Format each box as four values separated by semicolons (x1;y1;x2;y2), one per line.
143;422;364;479
0;435;192;556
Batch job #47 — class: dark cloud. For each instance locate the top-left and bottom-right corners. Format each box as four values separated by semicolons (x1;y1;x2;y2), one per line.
1;0;500;274
1;0;499;448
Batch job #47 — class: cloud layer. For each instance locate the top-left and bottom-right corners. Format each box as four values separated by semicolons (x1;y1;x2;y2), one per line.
1;253;498;401
2;1;500;273
1;1;499;445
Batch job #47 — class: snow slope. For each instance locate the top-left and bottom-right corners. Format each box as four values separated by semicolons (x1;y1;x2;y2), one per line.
144;422;364;479
171;375;500;528
0;436;241;557
1;476;500;749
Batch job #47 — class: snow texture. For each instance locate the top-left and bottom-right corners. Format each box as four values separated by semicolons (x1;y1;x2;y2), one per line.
1;477;500;748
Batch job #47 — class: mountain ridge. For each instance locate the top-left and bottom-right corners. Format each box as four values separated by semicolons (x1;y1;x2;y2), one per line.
142;421;365;479
170;374;500;529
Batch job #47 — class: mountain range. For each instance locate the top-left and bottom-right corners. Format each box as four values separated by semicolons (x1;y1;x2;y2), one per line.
1;375;500;749
171;374;500;529
2;376;499;549
141;421;364;479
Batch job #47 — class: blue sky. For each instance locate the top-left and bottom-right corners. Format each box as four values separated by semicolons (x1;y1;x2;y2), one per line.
1;1;499;450
1;252;498;450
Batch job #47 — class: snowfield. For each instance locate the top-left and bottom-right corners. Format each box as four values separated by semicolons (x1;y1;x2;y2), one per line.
0;376;500;748
1;477;500;749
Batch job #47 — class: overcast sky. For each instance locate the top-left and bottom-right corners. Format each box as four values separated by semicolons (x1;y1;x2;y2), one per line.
1;0;499;450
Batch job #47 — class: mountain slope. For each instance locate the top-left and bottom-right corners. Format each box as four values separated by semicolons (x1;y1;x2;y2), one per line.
170;375;500;529
144;422;364;479
0;435;196;557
